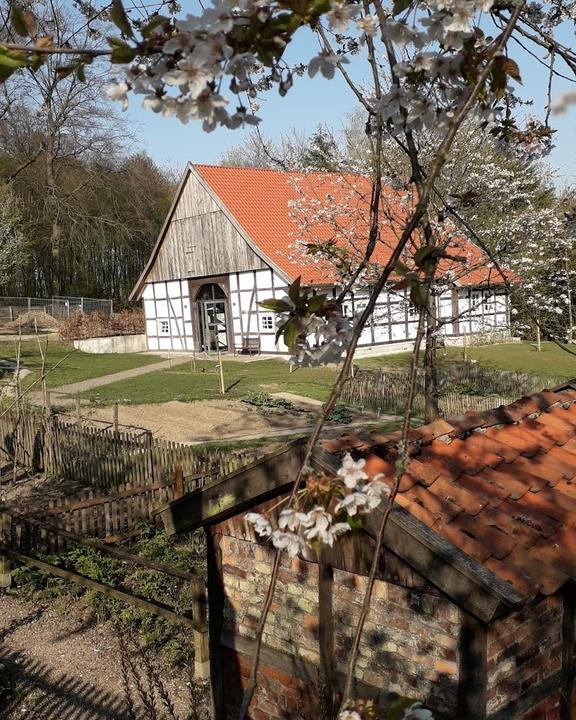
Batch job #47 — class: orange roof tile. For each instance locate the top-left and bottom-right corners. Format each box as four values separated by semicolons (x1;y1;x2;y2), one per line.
194;164;507;287
319;384;576;600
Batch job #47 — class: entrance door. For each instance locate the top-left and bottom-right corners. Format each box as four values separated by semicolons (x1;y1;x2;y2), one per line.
199;300;228;351
195;282;230;352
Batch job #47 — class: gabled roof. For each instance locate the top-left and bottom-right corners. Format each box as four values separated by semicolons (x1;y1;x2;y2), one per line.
131;163;508;298
195;164;502;287
157;382;576;623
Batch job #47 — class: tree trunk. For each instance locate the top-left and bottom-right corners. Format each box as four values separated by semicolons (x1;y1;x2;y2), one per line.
424;287;440;422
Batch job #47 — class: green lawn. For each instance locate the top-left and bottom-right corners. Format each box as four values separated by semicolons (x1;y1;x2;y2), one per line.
82;358;339;405
0;339;163;389
72;340;576;407
357;341;576;380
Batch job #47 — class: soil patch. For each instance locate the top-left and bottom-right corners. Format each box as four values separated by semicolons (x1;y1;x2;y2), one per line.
84;398;321;443
0;595;200;720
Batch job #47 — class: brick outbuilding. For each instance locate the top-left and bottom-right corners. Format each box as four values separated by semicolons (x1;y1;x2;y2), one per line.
160;383;576;720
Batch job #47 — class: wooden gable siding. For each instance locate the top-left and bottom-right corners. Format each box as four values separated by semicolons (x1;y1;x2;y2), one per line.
147;169;268;283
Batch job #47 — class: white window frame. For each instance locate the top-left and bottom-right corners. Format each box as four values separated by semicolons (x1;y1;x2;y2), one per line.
158;319;170;336
260;314;274;331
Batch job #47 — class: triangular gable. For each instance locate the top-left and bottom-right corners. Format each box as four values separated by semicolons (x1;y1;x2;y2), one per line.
129;163;290;300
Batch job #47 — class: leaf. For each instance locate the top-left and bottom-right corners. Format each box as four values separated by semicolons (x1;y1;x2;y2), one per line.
111;45;136;63
394;260;410;277
502;57;522;83
282;317;300;349
307;294;327;313
413;245;436;267
0;51;28;70
111;0;134;38
288;275;301;305
55;64;76;79
259;298;292;313
11;6;29;37
392;0;412;14
141;14;166;38
35;36;53;49
346;515;363;529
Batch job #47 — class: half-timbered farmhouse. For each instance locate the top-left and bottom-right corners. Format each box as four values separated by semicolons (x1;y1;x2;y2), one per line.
159;382;576;720
131;164;511;354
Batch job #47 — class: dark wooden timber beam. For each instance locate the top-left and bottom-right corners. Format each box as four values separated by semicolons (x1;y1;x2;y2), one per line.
457;613;487;719
158;440;307;535
561;581;576;720
206;528;225;720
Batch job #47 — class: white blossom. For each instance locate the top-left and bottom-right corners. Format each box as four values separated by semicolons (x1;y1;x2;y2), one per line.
246;512;272;537
337;453;368;489
308;53;348;79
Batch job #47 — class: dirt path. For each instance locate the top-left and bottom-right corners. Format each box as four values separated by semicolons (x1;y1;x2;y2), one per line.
0;595;198;720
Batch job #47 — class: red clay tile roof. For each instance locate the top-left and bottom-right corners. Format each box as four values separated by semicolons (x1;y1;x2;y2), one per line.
320;386;576;600
194;164;504;287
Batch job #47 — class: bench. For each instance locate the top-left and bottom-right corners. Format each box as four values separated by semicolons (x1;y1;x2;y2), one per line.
234;336;261;356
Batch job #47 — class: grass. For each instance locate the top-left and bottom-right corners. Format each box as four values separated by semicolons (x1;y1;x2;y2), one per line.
0;339;163;389
357;341;576;380
67;341;576;407
83;358;339;405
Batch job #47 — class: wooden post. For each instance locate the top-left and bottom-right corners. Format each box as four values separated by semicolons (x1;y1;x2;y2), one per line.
206;529;224;718
0;512;12;589
318;550;335;717
44;389;51;413
173;464;184;499
217;349;225;395
75;395;81;424
113;402;119;432
462;332;468;361
190;574;209;678
536;323;542;352
457;613;487;719
191;353;197;374
561;581;575;720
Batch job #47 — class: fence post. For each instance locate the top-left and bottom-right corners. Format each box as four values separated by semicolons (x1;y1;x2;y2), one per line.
80;297;84;313
27;297;31;313
76;395;81;423
0;512;12;589
191;577;209;679
174;464;184;499
113;402;119;433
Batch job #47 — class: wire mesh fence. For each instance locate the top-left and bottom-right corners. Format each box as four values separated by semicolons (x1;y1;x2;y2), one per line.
0;296;113;322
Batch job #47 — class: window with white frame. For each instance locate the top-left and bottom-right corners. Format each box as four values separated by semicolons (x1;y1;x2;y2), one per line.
158;320;170;335
260;314;274;331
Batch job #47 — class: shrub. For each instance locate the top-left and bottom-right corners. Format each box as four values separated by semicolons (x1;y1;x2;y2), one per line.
60;309;145;341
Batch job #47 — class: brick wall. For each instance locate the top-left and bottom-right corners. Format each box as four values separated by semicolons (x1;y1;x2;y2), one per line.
487;594;562;718
218;531;461;718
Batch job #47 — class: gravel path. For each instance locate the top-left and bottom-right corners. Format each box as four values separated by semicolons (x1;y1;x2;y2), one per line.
0;595;197;720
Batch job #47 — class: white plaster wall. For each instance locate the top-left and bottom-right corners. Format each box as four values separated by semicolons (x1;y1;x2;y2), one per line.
142;280;194;351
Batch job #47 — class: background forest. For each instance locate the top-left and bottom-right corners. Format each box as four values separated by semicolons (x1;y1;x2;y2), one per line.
0;0;175;304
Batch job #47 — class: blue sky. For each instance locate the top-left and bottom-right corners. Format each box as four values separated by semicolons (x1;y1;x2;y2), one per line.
124;12;576;185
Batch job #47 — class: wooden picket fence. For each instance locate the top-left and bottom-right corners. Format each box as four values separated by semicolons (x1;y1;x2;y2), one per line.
0;509;210;676
341;361;566;418
342;370;517;418
0;408;257;493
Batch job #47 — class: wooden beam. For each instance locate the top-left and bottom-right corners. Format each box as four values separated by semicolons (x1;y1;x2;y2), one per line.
5;511;200;581
362;506;525;623
561;581;576;720
318;550;335;717
457;613;487;719
206;529;225;720
158;440;307;535
7;549;202;629
0;511;11;589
